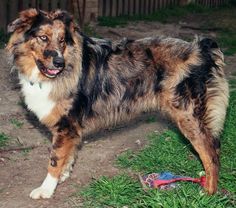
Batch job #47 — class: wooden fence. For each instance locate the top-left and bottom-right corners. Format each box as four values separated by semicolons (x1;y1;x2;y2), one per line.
0;0;94;32
195;0;228;7
98;0;179;17
98;0;229;17
0;0;230;33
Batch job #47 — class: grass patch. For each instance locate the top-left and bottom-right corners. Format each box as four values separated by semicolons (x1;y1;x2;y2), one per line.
79;175;141;207
83;24;101;38
10;118;24;128
146;116;157;123
117;130;201;176
229;79;236;89
74;90;236;207
0;133;10;147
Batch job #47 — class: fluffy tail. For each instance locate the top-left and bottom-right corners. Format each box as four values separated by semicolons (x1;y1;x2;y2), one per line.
200;38;229;137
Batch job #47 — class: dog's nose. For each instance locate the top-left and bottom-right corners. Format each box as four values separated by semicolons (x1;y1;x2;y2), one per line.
53;57;65;68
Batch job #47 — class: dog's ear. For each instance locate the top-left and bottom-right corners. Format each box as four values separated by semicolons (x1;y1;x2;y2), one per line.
8;9;39;33
52;10;80;44
52;10;79;30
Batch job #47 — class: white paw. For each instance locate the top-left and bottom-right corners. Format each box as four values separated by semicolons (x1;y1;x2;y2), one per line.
30;186;54;199
30;173;58;199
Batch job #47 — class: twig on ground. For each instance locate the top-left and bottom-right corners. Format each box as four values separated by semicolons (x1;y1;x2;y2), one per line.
180;25;221;31
0;145;38;153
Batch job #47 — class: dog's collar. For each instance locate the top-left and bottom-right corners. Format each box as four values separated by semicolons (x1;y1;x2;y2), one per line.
30;81;42;89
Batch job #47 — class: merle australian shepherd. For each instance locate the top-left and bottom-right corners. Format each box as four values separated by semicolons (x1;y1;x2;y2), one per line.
6;9;228;199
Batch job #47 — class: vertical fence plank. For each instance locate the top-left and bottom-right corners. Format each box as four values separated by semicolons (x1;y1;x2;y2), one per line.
22;0;28;9
0;0;8;32
8;0;18;22
98;0;103;16
134;0;139;15
29;0;37;8
59;0;68;10
104;0;110;16
129;0;134;15
139;0;145;15
111;0;117;16
124;0;129;15
51;0;59;10
117;0;122;16
144;0;147;15
41;0;49;11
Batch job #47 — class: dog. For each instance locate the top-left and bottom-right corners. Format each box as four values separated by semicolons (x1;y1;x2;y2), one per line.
6;9;228;199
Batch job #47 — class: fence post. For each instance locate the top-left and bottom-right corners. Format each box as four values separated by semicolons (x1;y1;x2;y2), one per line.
0;0;8;33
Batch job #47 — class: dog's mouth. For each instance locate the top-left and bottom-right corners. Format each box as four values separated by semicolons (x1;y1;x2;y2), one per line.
36;60;63;78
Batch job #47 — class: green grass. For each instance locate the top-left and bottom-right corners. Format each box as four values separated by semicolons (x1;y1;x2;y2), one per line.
10;118;24;128
0;133;10;147
73;90;236;207
83;24;101;38
146;116;157;123
229;79;236;89
79;175;141;207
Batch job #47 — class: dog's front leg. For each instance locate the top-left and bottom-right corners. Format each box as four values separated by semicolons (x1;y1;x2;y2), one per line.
30;117;80;199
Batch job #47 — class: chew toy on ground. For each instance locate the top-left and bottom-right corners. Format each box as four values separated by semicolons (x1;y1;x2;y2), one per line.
139;172;206;190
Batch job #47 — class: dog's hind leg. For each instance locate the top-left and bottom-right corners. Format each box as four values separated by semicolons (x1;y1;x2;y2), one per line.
30;117;80;199
173;112;220;194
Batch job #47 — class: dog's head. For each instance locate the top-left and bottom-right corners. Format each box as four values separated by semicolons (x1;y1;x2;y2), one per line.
6;9;80;80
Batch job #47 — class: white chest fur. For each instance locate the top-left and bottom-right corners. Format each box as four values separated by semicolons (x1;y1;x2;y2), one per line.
19;74;55;121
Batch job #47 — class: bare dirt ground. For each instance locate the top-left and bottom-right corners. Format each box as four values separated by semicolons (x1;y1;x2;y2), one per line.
0;20;235;208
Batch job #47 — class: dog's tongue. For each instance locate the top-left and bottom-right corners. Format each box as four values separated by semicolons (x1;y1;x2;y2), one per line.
47;69;60;75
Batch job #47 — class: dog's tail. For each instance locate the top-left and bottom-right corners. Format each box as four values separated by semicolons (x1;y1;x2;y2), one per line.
199;38;229;137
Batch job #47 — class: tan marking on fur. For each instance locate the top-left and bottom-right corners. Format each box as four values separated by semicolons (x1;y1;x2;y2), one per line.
48;126;81;179
48;140;76;178
42;99;73;127
177;116;219;194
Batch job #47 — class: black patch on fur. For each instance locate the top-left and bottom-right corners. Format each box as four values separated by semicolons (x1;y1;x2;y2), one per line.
53;11;74;45
35;59;45;69
153;66;165;93
56;116;78;137
24;12;51;41
145;48;154;60
213;138;221;150
175;39;219;113
52;135;64;149
53;11;73;27
68;35;115;124
50;155;59;167
199;38;218;50
43;50;58;58
103;78;114;96
179;48;191;61
64;28;74;45
13;51;25;61
122;78;145;101
212;155;220;165
69;91;92;125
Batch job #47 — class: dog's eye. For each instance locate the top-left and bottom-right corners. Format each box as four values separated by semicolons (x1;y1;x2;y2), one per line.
39;35;48;42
